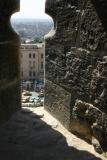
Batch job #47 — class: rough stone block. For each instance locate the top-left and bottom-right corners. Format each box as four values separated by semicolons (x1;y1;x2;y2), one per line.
0;0;21;124
45;80;71;129
45;0;107;155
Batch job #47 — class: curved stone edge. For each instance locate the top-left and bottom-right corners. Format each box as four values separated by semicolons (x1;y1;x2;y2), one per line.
0;0;21;124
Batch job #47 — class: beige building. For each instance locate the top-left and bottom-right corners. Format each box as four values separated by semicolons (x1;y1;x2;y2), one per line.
20;43;45;82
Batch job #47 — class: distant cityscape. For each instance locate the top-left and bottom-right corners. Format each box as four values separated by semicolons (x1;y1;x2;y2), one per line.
12;18;53;43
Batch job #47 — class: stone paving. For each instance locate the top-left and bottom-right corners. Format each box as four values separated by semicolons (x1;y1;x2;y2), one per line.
0;107;105;160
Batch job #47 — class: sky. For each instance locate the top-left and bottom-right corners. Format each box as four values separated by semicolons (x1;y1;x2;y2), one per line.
12;0;51;20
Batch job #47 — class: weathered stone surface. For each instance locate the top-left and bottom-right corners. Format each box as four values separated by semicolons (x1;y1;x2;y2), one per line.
45;0;107;155
0;0;21;124
71;100;107;153
0;108;103;160
45;80;71;129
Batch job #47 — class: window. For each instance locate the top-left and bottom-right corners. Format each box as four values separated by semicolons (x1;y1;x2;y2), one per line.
29;71;32;77
33;71;36;77
21;72;23;77
41;62;43;69
33;61;35;67
29;53;31;58
33;53;35;58
29;61;31;65
41;54;43;59
29;61;32;68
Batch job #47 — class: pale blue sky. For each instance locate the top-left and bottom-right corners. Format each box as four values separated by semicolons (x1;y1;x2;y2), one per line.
12;0;51;19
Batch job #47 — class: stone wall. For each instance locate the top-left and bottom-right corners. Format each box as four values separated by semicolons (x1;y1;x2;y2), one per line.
45;0;107;155
0;0;21;124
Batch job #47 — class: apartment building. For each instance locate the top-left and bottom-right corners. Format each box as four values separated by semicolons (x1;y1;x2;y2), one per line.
20;43;45;82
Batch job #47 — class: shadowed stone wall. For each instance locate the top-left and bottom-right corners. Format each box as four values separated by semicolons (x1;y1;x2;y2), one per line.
45;0;107;155
0;0;21;124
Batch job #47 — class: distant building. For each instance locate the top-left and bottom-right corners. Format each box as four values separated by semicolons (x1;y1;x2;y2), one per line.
20;43;45;83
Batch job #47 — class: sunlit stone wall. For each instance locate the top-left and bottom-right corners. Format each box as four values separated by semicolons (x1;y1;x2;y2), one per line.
45;0;107;155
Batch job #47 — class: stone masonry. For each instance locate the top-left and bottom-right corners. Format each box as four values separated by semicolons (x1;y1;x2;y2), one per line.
45;0;107;155
0;0;21;124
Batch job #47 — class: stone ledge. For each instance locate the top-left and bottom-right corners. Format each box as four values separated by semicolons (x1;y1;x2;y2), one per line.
71;100;107;154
